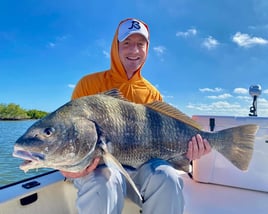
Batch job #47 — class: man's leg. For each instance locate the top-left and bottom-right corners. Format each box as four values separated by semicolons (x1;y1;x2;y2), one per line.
128;159;184;214
73;166;126;214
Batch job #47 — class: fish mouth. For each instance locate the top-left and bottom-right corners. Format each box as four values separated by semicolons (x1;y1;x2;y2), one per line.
13;147;46;172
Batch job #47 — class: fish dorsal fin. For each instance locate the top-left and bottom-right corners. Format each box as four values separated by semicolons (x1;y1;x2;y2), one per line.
102;89;202;129
145;101;202;130
102;89;129;101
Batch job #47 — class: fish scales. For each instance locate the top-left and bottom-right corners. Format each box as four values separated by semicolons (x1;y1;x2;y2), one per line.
89;95;192;167
13;89;258;173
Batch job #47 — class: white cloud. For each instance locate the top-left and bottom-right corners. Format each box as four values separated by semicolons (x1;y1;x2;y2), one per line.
68;84;75;88
162;94;174;99
176;28;197;37
236;95;251;102
186;101;249;116
253;98;268;116
199;87;223;93
102;50;110;58
233;87;248;94
207;93;232;99
263;89;268;94
211;101;241;109
232;32;268;47
184;86;268;116
47;35;69;48
248;24;268;30
48;42;56;48
202;36;219;49
153;46;166;56
187;101;240;111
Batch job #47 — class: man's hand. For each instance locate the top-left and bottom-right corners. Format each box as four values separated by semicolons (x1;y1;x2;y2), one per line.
60;157;101;178
186;134;211;161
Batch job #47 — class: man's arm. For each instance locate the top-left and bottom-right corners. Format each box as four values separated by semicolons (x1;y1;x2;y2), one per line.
60;157;101;178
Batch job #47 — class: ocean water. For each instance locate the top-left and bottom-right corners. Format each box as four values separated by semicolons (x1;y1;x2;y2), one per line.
0;120;52;187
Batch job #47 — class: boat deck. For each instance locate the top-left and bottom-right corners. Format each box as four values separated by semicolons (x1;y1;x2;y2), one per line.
1;170;268;214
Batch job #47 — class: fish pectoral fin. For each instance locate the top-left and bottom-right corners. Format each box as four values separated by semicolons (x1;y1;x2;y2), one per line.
99;143;144;202
169;157;191;173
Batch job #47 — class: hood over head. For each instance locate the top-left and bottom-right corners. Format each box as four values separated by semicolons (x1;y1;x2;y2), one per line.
110;18;150;82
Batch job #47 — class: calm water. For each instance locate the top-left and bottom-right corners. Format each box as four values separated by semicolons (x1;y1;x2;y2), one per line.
0;120;52;187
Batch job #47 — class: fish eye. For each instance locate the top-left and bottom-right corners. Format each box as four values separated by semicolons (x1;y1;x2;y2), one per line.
43;127;55;137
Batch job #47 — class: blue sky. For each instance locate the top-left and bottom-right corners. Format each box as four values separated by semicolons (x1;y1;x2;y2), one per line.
1;0;268;117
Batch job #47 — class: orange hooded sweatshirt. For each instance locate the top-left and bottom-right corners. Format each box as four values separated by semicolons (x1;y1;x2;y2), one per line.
72;18;162;104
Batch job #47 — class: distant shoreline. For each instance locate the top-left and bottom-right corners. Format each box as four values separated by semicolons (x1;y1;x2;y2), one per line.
0;118;37;121
0;103;48;121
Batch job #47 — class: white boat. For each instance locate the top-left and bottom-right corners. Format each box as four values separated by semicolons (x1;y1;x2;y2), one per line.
1;115;268;214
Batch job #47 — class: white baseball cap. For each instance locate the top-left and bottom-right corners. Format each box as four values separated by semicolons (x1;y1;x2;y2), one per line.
118;19;149;42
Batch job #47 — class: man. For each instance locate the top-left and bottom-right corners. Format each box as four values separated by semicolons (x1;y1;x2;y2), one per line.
62;18;211;214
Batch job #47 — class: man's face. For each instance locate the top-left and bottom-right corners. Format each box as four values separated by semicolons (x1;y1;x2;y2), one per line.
118;34;148;78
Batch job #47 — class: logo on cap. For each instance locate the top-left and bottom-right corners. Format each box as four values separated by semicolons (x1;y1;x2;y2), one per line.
128;21;141;30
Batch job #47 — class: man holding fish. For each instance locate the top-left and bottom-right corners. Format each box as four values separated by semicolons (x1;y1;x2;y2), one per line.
62;18;211;214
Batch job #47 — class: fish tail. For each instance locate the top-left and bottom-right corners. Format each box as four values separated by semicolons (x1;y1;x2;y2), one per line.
212;124;259;171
